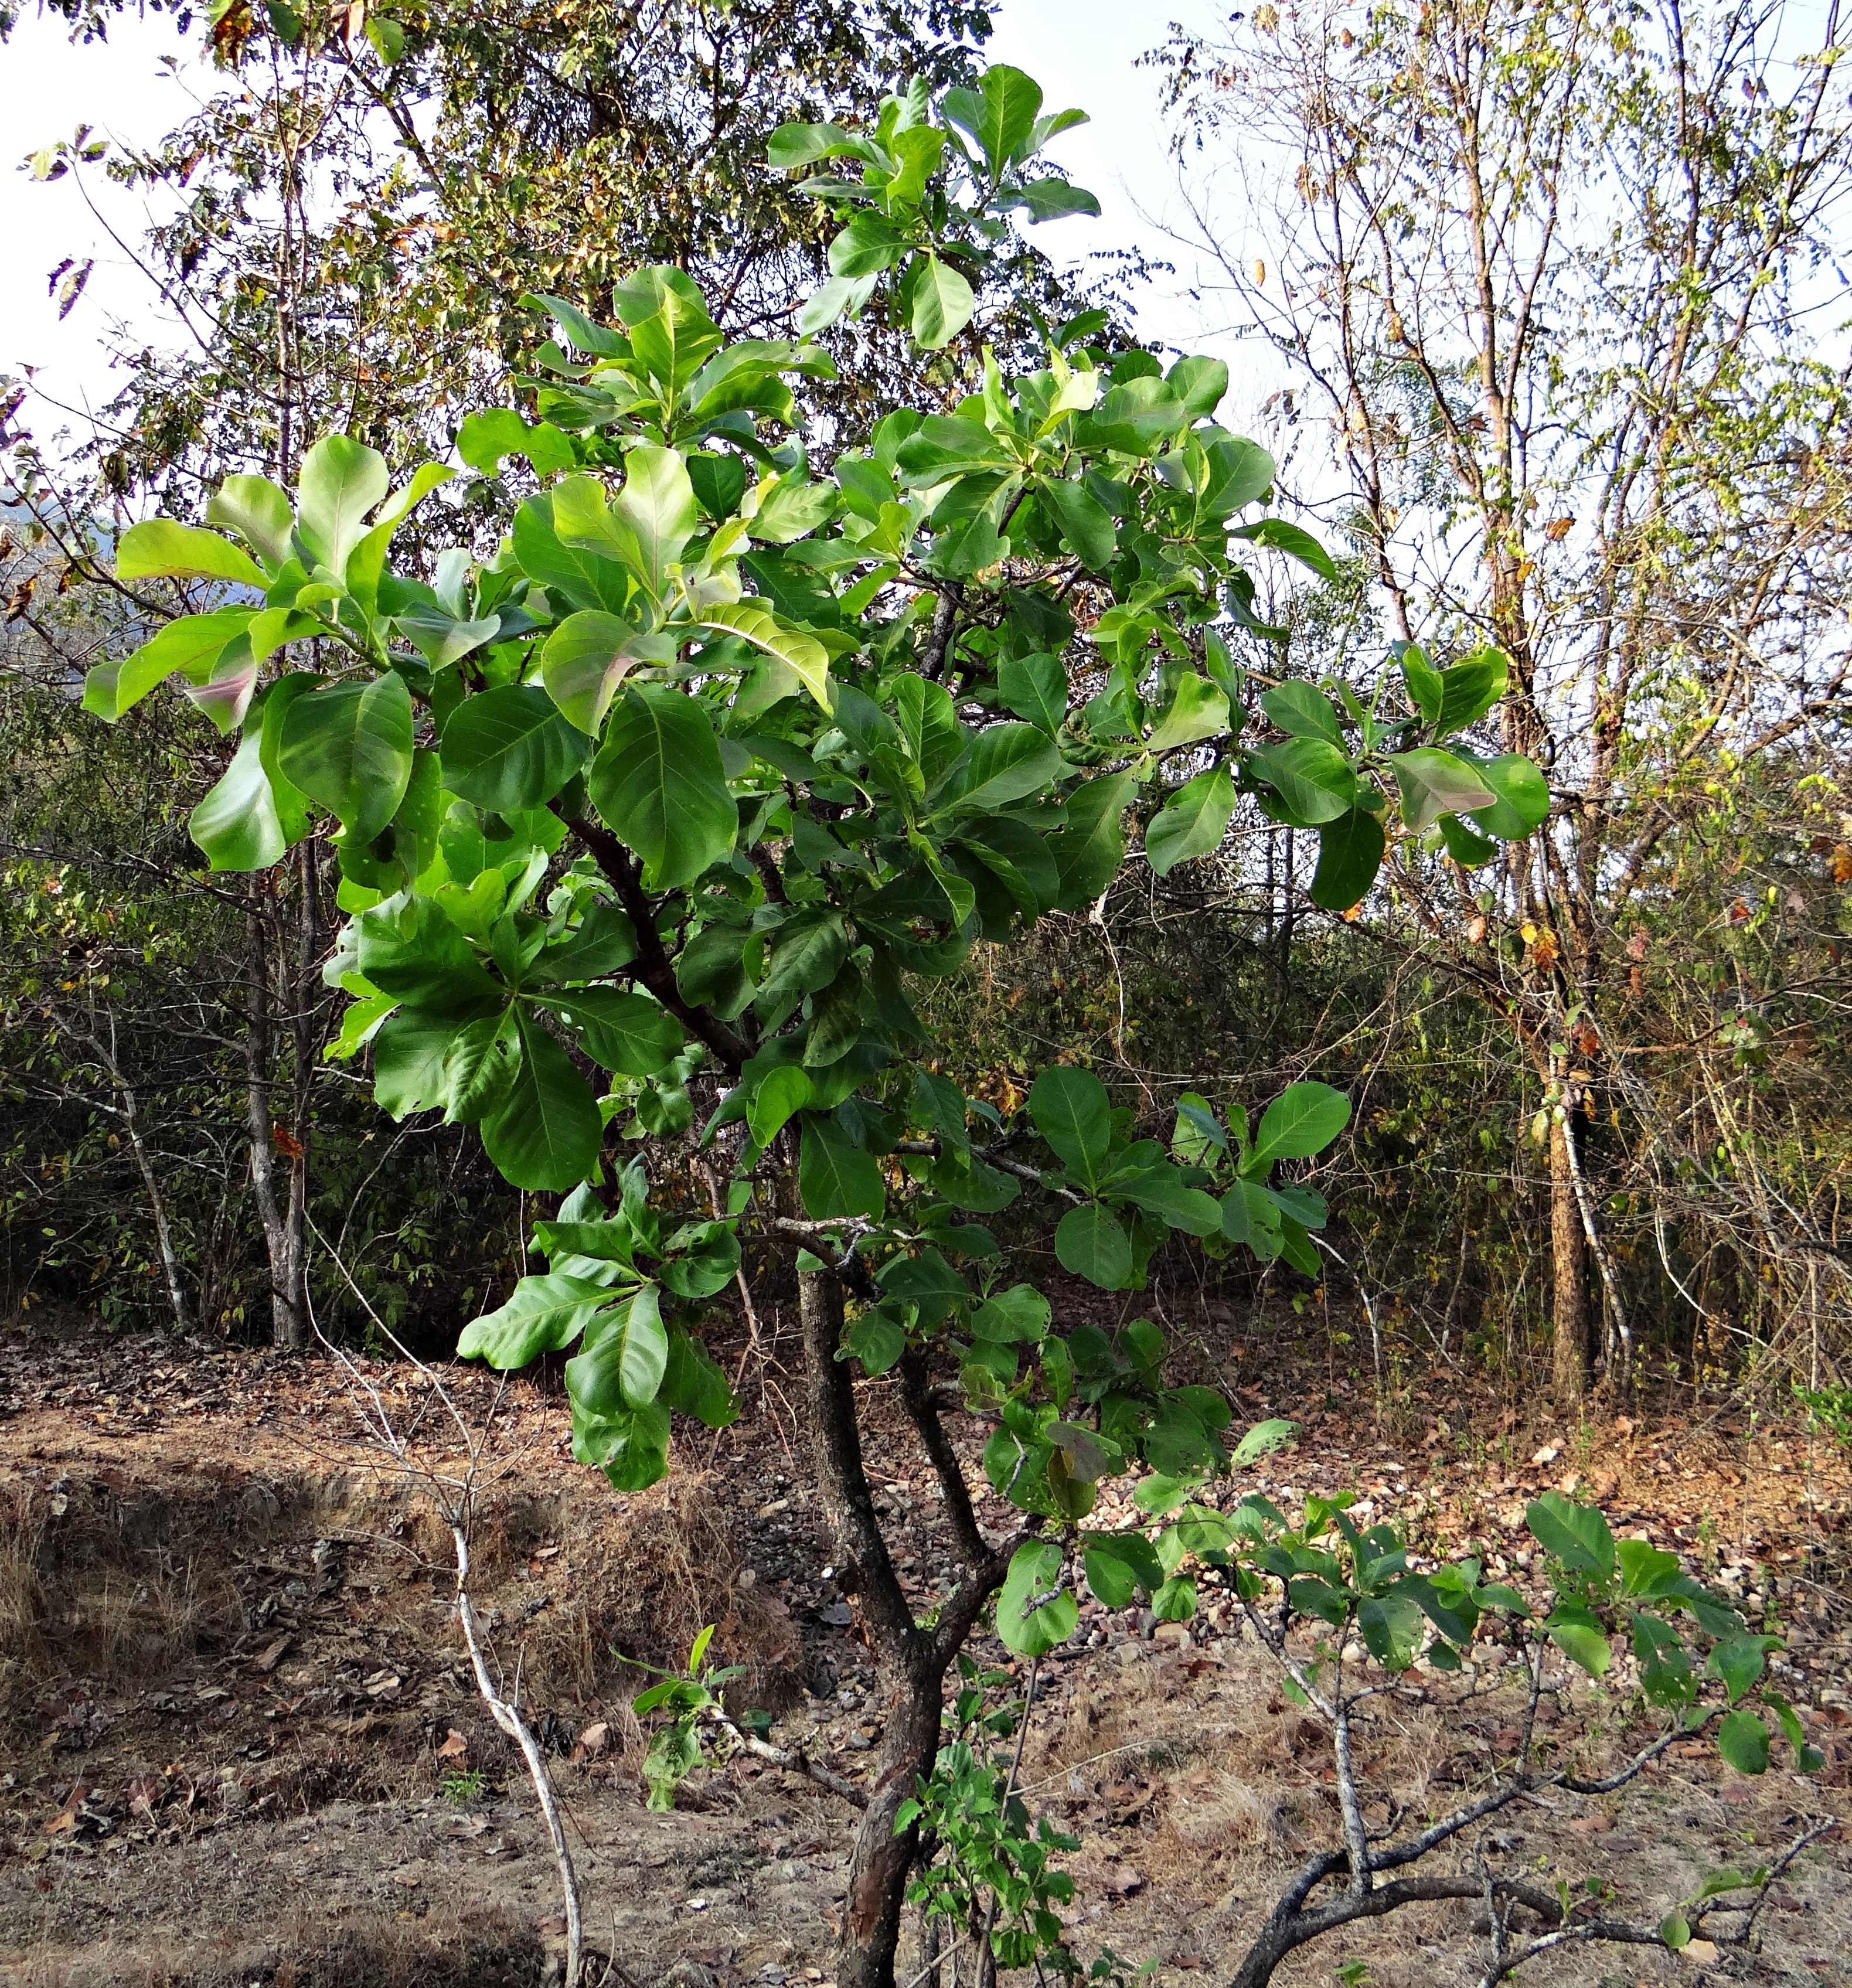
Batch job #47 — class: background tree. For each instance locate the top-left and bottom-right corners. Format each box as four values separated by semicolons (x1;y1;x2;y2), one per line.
1155;0;1852;1401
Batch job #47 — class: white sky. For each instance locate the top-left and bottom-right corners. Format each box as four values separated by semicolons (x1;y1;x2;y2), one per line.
0;0;1242;448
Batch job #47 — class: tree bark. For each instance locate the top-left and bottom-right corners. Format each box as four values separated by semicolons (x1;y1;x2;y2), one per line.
246;890;306;1349
798;1268;945;1988
1550;1111;1591;1404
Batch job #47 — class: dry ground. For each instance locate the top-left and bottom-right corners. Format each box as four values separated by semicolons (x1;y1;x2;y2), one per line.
2;1305;1850;1988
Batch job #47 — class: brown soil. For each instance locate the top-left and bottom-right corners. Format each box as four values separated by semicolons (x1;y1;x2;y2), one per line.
2;1308;1851;1988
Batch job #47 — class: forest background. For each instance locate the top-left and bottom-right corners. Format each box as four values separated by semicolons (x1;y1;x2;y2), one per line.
1;0;1849;1419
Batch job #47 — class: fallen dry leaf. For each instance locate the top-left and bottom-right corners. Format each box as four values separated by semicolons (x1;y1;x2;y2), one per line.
570;1720;610;1763
435;1728;468;1761
1684;1938;1719;1963
253;1635;291;1674
1531;1444;1560;1467
387;1864;422;1887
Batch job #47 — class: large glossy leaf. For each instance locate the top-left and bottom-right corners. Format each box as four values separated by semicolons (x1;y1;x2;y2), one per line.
1040;476;1115;569
84;607;257;720
276;673;414;843
117;519;267;590
1051;771;1133;908
1387;747;1496;832
566;1284;670;1413
441;1007;522;1124
1145;764;1235;876
1233;516;1337;583
999;650;1069;733
539;987;685;1077
694;601;832;709
190;731;288;871
1434;647;1509;734
938;723;1061;815
294;434;389;576
1245;738;1355;823
590;685;737;889
1147;674;1229;752
747;1064;815;1149
910;256;976;350
798;1113;886;1220
1259;681;1345;746
1054;1203;1133;1288
441;685;587;814
1465;752;1551;839
1309;809;1385;911
206;474;294;568
610;445;699;597
1526;1491;1616;1580
996;1538;1078;1657
481;1010;604;1191
1029;1065;1112;1187
458;1271;625;1367
539;611;673;734
971;64;1043;173
1718;1708;1771;1775
613;267;723;398
1248;1082;1351;1167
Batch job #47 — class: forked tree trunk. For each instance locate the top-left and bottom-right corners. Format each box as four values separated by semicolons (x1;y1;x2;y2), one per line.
798;1268;952;1988
1550;1112;1592;1404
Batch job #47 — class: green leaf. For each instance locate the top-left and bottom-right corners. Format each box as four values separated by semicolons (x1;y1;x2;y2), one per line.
938;723;1062;815
567;1284;669;1412
610;444;700;596
997;1539;1078;1658
1231;1418;1298;1467
276;673;414;843
1114;1167;1221;1235
590;685;737;889
1717;1707;1771;1775
190;730;288;871
1546;1609;1612;1677
964;63;1043;173
84;607;257;720
1310;809;1384;911
1387;748;1497;832
1659;1912;1691;1952
910;256;976;350
294;434;390;576
661;1327;739;1427
1434;646;1509;734
440;1007;522;1124
206;474;294;568
1708;1632;1766;1704
1245;738;1356;823
767;120;871;169
1259;681;1344;746
1465;752;1551;839
539;611;666;734
1399;644;1443;724
481;1009;604;1192
117;518;267;590
1050;771;1134;908
694;600;832;710
1029;1065;1113;1187
747;1064;815;1148
1055;1203;1133;1288
1083;1534;1162;1608
1232;516;1337;583
459;1271;623;1366
798;1114;885;1220
999;650;1069;733
830;210;909;279
1167;355;1229;417
541;988;685;1077
1148;675;1231;753
841;1306;907;1377
613;267;723;397
1526;1492;1616;1580
970;1285;1052;1344
457;409;575;478
1249;1082;1351;1167
1040;476;1115;569
1145;764;1235;876
442;685;587;813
